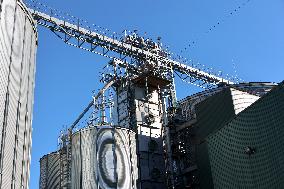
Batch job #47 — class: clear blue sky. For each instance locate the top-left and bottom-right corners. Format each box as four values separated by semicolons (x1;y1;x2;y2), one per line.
29;0;284;188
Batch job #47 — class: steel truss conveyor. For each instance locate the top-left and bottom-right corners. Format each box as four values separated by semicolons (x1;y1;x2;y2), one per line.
26;0;233;88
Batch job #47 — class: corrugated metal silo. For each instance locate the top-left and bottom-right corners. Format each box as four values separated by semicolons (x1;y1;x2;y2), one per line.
0;0;37;188
71;126;138;189
39;149;68;189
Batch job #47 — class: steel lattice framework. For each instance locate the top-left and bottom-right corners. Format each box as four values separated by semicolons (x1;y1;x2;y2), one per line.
26;2;233;88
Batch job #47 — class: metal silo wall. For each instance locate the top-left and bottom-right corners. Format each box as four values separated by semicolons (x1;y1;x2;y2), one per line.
71;126;138;189
39;151;68;189
40;153;61;189
205;85;284;189
0;0;37;188
71;127;97;189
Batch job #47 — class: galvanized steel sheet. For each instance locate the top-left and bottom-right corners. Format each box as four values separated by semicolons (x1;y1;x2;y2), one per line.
71;126;138;189
0;0;37;188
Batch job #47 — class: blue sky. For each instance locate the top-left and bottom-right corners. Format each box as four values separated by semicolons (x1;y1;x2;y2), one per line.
29;0;284;188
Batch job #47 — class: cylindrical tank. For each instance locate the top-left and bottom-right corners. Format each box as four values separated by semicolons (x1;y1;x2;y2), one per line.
39;149;68;189
0;0;37;188
71;126;138;189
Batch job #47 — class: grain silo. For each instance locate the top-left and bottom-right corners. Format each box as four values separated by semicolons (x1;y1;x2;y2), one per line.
0;0;37;188
71;126;138;189
39;149;68;189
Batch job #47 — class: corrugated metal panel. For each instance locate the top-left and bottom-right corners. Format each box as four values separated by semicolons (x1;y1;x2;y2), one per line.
206;84;284;189
39;150;68;189
25;2;37;187
2;3;24;187
25;13;37;188
17;15;32;189
71;126;138;189
14;9;27;189
0;0;37;188
39;156;47;188
46;154;60;188
97;128;134;189
0;0;15;183
71;131;81;189
71;127;97;189
195;88;260;140
81;128;96;188
0;3;17;186
230;88;259;114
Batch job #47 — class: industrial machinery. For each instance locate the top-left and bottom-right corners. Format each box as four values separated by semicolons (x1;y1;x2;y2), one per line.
26;0;236;188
